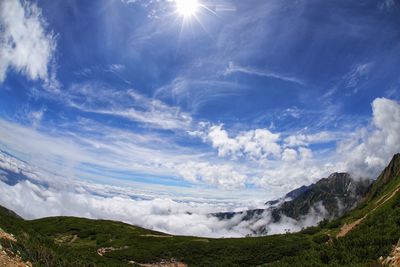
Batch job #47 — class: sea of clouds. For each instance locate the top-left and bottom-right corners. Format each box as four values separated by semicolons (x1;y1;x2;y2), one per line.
0;150;328;238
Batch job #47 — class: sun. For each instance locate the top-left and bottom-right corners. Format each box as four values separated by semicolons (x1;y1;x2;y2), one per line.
175;0;200;18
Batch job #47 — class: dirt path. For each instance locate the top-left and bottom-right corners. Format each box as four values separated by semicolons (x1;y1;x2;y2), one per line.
337;186;400;238
140;234;173;238
336;217;364;238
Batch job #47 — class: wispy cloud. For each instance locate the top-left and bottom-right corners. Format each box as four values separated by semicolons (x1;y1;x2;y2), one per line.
28;107;47;129
343;62;373;94
74;64;126;77
224;62;304;85
154;77;244;112
378;0;397;11
62;82;193;131
0;116;254;191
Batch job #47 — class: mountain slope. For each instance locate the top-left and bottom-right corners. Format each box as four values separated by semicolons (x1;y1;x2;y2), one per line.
214;172;371;235
272;172;371;221
0;154;399;266
0;206;313;266
267;153;400;267
366;153;400;201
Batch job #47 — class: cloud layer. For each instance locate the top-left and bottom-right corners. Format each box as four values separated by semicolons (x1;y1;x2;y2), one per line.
0;149;335;238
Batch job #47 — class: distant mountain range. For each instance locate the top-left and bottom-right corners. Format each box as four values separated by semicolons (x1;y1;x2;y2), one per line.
213;172;372;234
0;154;399;266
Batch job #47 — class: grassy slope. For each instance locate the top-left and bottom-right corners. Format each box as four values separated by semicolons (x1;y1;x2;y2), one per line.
27;217;312;266
0;160;399;266
0;205;314;266
266;171;400;267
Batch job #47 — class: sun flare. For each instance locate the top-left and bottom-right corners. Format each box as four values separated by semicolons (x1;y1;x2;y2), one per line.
175;0;200;18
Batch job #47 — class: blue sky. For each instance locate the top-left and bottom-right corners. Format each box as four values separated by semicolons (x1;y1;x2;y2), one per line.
0;0;400;204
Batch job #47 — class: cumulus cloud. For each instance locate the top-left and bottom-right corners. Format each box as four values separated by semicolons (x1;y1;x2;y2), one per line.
284;132;339;148
338;98;400;178
176;161;247;189
282;148;298;162
254;159;332;192
207;125;281;160
0;0;56;83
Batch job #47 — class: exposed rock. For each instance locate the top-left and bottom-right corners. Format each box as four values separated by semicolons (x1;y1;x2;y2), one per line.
380;239;400;267
367;153;400;200
213;172;371;235
0;228;32;267
97;246;129;256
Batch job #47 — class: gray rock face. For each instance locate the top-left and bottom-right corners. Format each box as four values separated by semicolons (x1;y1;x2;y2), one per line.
213;172;372;235
271;172;371;222
367;153;400;200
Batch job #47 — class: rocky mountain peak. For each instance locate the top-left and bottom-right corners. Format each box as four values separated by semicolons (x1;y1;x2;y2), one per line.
327;172;351;180
380;153;400;184
367;153;400;199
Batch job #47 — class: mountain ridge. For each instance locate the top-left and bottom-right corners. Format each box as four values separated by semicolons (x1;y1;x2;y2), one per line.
213;171;372;235
0;153;399;266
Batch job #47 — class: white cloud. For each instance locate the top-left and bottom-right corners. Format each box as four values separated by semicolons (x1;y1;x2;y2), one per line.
207;125;281;160
74;64;126;77
176;161;247;189
64;82;193;130
0;117;255;191
337;97;400;178
282;148;297;162
284;132;339;148
1;97;399;199
154;77;244;113
1;99;399;238
0;0;55;83
28;107;46;128
254;160;333;192
343;62;373;94
0;177;328;238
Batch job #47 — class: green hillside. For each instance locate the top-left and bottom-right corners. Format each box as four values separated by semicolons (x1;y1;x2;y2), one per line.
1;154;400;267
